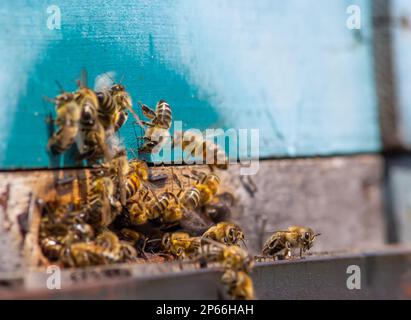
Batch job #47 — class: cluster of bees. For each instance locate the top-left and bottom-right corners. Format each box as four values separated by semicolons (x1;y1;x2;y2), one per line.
38;70;320;300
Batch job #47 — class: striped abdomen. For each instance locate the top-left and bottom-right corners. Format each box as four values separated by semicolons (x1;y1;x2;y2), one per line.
155;100;172;129
125;174;142;199
180;187;201;210
148;193;172;219
96;91;116;129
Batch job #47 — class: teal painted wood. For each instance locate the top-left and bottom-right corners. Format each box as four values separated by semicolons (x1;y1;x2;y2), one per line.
0;0;380;169
389;0;411;148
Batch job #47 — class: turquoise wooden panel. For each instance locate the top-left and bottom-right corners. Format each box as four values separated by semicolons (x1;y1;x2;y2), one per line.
0;0;380;169
389;0;411;148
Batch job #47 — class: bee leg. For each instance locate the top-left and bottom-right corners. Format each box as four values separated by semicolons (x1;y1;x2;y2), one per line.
299;247;304;259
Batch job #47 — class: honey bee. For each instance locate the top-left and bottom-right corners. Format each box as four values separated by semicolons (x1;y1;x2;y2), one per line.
221;270;255;300
262;226;321;259
137;100;172;154
47;91;81;155
125;190;150;225
161;232;200;259
119;228;147;256
75;69;109;163
86;176;121;227
94;72;133;132
200;238;253;273
202;222;245;247
60;230;137;267
173;130;229;171
146;191;184;225
182;170;221;206
125;160;150;200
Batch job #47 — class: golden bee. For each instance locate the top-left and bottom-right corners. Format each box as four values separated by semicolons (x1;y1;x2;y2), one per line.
221;270;255;300
262;226;321;259
125;160;150;200
47;91;81;155
143;190;184;225
94;73;133;132
202;222;245;247
125;190;150;225
75;70;109;163
61;230;137;267
182;170;221;206
86;176;121;227
137;100;172;154
161;232;200;259
200;238;253;273
173;130;229;171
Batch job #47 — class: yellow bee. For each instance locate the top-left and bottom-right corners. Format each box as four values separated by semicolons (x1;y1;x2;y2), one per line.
47;91;81;155
146;191;184;224
182;170;221;206
173;130;229;171
221;270;255;300
202;222;245;247
94;72;133;132
200;238;253;273
87;177;120;227
75;69;109;163
161;232;201;259
137;100;172;154
262;226;321;259
125;160;150;199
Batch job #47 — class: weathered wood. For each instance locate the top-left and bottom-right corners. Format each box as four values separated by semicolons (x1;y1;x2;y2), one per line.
0;155;385;274
3;246;411;299
0;0;380;169
385;155;411;243
374;0;411;150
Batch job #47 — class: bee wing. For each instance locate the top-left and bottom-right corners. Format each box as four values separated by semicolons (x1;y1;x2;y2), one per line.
180;211;213;236
94;71;116;92
138;102;156;119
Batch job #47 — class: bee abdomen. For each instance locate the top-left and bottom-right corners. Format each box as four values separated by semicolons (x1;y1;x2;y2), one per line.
125;176;140;199
181;187;201;210
155;100;172;129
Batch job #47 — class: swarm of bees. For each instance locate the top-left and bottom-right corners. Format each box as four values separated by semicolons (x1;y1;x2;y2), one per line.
40;70;321;300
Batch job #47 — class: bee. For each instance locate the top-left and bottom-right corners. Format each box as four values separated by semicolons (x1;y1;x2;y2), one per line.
47;91;81;155
94;72;133;132
86;176;121;227
173;130;228;171
202;222;245;247
125;160;150;200
60;230;137;267
182;170;221;206
119;228;148;256
200;238;253;273
76;69;109;163
262;226;321;259
137;100;172;154
125;190;150;225
146;191;184;225
161;232;200;259
221;270;255;300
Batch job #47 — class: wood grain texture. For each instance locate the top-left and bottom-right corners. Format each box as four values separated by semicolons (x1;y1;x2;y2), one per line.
0;0;380;169
385;155;411;243
378;0;411;149
0;155;385;274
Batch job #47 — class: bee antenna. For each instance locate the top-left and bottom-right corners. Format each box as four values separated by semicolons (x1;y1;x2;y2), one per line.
146;238;161;244
42;96;56;104
80;68;88;88
119;74;125;84
55;80;65;93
